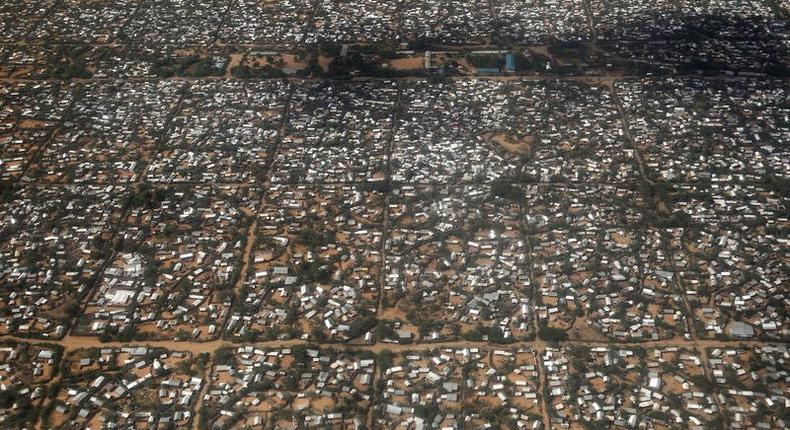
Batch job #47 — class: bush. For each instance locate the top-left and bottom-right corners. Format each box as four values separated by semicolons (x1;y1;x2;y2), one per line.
689;374;715;391
491;181;522;201
468;54;504;69
231;64;286;78
377;349;393;370
347;315;377;340
539;325;568;342
213;347;235;366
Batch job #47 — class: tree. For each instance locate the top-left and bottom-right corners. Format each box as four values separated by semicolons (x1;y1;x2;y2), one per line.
377;349;393;371
490;181;522;201
539;324;568;342
213;347;235;366
347;315;377;340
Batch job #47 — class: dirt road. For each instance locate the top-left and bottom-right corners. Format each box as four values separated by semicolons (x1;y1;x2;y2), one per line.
10;332;784;356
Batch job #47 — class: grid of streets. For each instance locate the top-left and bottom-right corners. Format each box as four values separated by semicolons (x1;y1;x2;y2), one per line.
0;1;788;430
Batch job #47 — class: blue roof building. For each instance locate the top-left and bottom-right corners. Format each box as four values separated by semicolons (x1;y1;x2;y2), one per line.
476;67;501;75
505;53;517;72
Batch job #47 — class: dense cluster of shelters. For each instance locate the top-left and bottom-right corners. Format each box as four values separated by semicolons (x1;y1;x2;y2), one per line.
0;341;61;427
663;183;787;340
375;347;542;429
0;82;74;181
617;78;787;184
383;185;531;343
0;0;471;47
29;0;137;44
0;2;788;429
45;346;203;429
79;185;259;342
398;0;494;45
0;75;786;348
219;0;315;46
0;186;127;338
544;346;725;429
594;0;788;75
272;81;396;183
0;0;60;43
122;0;230;46
383;347;469;426
587;0;684;40
393;80;519;183
204;346;374;429
150;81;288;183
0;0;786;80
3;0;782;51
227;184;383;343
494;0;590;44
708;346;789;429
392;79;638;183
35;82;184;184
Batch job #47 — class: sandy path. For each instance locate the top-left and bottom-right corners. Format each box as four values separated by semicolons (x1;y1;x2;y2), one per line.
10;332;784;355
